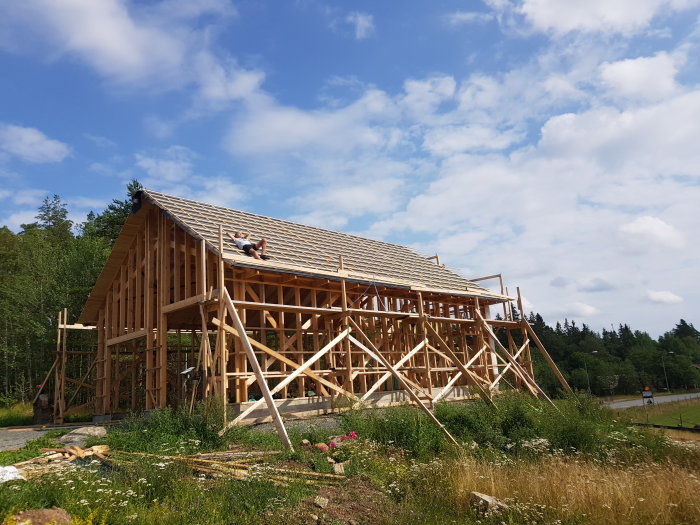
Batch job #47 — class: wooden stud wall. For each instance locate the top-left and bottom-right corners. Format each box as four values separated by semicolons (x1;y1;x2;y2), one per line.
74;205;568;424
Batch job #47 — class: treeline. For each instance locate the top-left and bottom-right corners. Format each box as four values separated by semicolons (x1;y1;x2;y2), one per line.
0;181;699;404
0;181;141;404
527;313;700;396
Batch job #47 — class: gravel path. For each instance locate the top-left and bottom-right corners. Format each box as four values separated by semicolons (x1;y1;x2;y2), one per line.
0;427;48;452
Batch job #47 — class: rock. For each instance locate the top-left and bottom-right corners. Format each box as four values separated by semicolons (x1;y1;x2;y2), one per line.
333;462;345;475
10;507;72;525
348;520;360;525
326;456;336;464
313;496;329;509
307;514;319;524
469;491;509;515
301;439;311;447
58;426;107;447
0;466;25;483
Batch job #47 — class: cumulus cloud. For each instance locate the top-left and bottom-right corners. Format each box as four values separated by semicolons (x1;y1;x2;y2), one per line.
0;0;261;108
619;216;686;249
0;124;71;163
512;0;700;35
600;52;682;101
646;290;683;304
135;146;195;182
562;302;600;317
346;12;375;39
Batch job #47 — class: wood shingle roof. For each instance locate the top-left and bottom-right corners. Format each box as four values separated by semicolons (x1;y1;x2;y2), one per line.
141;189;498;297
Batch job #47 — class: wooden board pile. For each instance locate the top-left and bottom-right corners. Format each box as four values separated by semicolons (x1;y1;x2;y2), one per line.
11;446;346;487
13;445;110;478
109;450;346;486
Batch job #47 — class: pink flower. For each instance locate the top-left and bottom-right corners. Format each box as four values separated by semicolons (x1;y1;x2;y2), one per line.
317;444;328;451
341;435;348;441
400;451;405;456
329;441;337;448
349;431;358;439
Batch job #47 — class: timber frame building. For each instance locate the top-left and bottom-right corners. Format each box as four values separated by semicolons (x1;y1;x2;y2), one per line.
66;189;569;446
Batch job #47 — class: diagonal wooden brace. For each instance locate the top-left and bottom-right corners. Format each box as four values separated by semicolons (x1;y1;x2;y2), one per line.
423;321;495;404
347;317;459;447
218;289;293;450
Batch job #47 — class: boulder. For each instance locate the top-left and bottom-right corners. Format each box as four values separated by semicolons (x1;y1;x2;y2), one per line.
469;491;509;515
58;426;107;447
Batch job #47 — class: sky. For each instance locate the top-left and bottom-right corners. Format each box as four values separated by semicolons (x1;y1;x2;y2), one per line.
1;0;699;337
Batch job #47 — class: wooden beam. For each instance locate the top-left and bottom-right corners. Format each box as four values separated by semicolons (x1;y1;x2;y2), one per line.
423;321;494;402
210;317;360;400
475;311;555;405
219;288;293;450
346;317;459;447
161;293;208;314
520;318;573;393
222;323;351;430
106;328;148;347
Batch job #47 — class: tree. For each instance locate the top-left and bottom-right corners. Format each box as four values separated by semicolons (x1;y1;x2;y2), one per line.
82;179;142;245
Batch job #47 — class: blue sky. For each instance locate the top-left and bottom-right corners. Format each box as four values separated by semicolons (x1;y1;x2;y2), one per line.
1;0;699;336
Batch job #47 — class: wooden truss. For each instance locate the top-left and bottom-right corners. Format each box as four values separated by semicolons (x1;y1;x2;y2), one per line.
60;203;570;447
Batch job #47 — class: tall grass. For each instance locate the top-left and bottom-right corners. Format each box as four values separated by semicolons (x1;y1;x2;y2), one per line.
0;402;33;427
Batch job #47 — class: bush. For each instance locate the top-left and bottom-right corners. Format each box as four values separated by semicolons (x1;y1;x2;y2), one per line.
340;405;449;459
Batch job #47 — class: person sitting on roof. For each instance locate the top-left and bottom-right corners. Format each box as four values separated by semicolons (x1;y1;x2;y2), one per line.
226;231;270;260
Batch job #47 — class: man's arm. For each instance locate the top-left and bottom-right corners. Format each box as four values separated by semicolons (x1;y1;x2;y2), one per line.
245;232;252;240
226;231;236;242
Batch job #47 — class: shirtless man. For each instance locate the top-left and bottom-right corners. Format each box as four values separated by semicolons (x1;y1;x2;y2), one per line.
226;231;270;260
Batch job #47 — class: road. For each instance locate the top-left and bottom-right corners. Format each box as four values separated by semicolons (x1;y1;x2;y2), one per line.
606;392;700;409
0;427;48;452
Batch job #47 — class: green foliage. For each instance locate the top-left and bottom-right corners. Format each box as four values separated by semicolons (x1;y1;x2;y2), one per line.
0;430;69;466
1;453;311;525
340;405;449;459
81;180;142;245
0;402;32;427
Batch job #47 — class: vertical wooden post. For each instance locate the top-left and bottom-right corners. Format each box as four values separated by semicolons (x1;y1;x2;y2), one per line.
416;292;433;398
517;287;534;377
339;256;354;395
218;225;228;422
52;310;63;423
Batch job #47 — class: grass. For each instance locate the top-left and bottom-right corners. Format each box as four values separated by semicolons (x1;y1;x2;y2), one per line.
0;430;69;466
2;393;699;525
619;397;700;428
0;403;33;427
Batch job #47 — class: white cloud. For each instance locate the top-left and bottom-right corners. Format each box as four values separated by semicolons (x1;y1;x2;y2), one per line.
2;209;38;231
0;0;261;109
646;290;684;304
578;278;616;293
619;216;686;249
600;52;682;101
423;125;522;155
562;302;600;317
0;124;71;163
346;12;375;39
135;146;194;182
445;11;494;26
513;0;700;35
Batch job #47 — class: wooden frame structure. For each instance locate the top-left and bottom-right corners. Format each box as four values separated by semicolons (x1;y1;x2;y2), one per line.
69;190;570;447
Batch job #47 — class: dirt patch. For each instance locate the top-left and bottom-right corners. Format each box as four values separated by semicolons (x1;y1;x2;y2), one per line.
6;507;72;525
274;476;397;525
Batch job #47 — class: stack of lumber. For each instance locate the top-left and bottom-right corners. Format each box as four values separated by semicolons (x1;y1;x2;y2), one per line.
13;445;110;478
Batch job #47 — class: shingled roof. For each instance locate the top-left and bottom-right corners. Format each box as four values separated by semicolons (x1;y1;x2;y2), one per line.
79;190;507;323
142;189;501;294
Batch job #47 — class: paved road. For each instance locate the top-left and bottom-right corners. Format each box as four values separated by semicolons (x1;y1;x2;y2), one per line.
606;392;700;409
0;428;49;452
